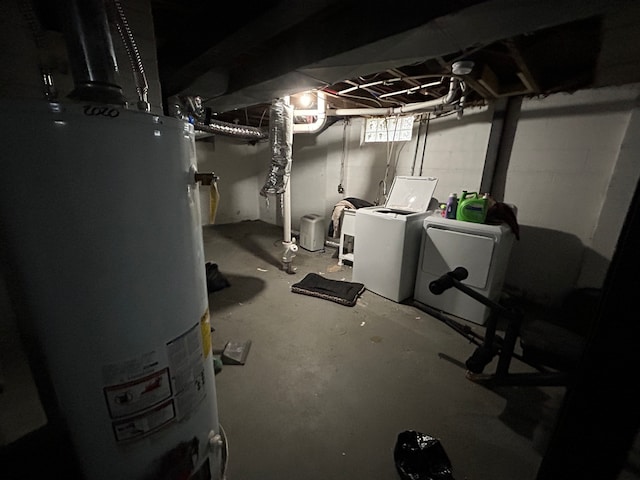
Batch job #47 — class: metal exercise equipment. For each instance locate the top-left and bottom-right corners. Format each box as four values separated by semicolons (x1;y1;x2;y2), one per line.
415;267;587;387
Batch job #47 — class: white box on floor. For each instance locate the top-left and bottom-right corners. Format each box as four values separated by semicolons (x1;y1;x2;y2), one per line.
352;176;438;302
414;213;515;324
300;214;325;251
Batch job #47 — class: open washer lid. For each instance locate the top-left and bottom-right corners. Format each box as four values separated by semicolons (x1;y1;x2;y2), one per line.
384;176;438;213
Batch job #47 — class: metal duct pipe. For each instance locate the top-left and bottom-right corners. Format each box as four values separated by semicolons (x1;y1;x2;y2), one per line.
61;0;126;104
168;95;268;140
260;98;297;273
194;120;268;140
260;98;293;196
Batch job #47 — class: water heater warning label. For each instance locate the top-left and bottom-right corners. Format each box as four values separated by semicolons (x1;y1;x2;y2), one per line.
166;321;208;419
104;369;172;419
102;350;160;385
101;319;209;443
112;399;176;442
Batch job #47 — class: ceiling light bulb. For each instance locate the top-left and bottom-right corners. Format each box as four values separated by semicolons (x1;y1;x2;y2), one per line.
299;93;313;108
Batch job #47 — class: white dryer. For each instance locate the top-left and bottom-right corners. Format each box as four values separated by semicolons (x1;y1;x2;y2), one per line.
414;213;515;324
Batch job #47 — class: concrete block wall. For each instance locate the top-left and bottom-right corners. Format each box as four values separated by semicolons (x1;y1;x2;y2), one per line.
581;100;640;287
198;86;640;306
505;85;640;304
395;107;493;200
199;106;493;237
196;138;268;225
284;107;491;234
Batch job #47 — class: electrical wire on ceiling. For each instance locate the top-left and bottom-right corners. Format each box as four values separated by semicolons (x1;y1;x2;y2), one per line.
258;108;268;128
327;89;385;108
378;79;442;99
333;74;452;108
339;79;385;94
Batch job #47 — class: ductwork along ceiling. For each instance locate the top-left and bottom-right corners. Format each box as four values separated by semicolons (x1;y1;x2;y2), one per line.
147;0;640;130
29;0;640;130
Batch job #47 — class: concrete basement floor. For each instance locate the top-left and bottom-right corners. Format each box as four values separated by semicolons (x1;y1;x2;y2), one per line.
0;219;574;480
204;220;565;480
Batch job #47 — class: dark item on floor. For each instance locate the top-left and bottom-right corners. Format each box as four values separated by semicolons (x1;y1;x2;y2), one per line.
206;262;231;293
221;340;252;365
393;430;456;480
291;273;365;307
213;356;223;374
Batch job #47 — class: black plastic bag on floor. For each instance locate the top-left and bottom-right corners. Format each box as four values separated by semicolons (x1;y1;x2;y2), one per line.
205;262;231;293
394;430;456;480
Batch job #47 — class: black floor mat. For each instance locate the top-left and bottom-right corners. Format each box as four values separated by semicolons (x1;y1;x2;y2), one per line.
291;273;365;307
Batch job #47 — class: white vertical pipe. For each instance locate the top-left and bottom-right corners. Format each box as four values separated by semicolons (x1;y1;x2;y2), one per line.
281;97;296;271
282;96;292;243
283;176;292;243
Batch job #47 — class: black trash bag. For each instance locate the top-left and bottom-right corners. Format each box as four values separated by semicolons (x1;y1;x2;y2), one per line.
205;262;231;293
394;430;455;480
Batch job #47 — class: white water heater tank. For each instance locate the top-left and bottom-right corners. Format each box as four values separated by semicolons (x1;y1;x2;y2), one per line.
0;99;222;480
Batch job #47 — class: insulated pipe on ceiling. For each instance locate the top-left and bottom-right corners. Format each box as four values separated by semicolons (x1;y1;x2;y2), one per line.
189;78;455;140
194;119;268;140
168;95;269;140
187;78;457;139
331;77;461;117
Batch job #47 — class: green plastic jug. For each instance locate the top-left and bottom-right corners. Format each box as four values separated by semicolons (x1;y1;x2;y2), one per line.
456;191;488;223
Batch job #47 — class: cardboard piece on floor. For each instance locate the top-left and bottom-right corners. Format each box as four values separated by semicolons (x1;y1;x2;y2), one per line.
221;340;252;365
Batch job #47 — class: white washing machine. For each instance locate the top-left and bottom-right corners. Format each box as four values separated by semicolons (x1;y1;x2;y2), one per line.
352;176;438;303
414;213;515;324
